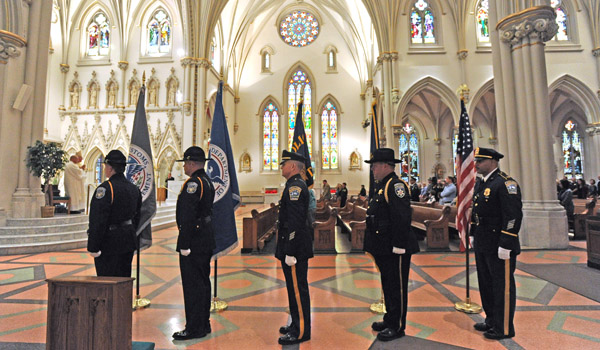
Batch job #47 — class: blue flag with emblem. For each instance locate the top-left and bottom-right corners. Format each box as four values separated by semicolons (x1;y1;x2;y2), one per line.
126;84;156;250
291;99;314;188
208;81;240;259
369;101;380;199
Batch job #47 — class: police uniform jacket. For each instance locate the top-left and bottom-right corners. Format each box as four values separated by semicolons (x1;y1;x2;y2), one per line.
364;172;419;255
87;173;141;254
275;173;314;261
176;168;215;254
471;169;522;255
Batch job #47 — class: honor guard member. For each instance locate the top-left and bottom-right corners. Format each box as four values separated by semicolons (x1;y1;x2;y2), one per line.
87;150;141;277
470;147;522;340
172;146;216;341
364;148;419;342
276;150;313;345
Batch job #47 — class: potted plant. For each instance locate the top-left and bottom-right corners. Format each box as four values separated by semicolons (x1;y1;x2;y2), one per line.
25;140;67;217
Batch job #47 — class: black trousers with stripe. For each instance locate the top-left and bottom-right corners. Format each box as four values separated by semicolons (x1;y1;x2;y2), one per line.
94;251;134;277
281;259;311;339
474;251;517;336
179;252;212;334
374;253;412;331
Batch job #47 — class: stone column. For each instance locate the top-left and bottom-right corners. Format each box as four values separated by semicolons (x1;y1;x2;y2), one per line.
117;61;128;108
380;52;394;148
585;124;600;178
492;4;568;248
58;64;69;111
196;59;209;147
181;57;193;116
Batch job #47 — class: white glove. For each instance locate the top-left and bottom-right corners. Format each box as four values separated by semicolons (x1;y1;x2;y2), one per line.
180;249;191;256
498;247;511;260
392;247;406;255
89;251;101;258
469;236;475;248
285;255;297;266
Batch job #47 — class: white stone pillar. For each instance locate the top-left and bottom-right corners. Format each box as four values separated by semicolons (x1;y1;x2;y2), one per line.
493;4;568;249
381;53;394;148
117;61;128;108
196;60;209;147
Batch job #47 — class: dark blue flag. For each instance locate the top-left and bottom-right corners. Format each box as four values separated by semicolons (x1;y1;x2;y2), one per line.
291;99;314;188
126;85;156;250
368;101;380;199
207;81;240;259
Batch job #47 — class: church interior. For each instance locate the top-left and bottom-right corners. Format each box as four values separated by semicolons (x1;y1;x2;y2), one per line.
1;0;600;349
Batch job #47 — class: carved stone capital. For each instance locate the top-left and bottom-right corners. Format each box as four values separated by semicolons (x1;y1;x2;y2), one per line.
0;36;22;62
592;47;600;57
498;6;558;46
182;101;192;115
457;50;468;60
118;60;129;70
366;79;373;88
197;58;210;68
59;63;70;73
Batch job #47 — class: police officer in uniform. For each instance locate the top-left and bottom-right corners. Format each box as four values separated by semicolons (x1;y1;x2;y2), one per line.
172;146;216;341
87;150;141;277
364;148;419;341
276;150;313;345
470;147;522;340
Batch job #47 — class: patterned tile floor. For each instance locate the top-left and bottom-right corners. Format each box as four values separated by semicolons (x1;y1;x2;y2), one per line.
0;204;599;349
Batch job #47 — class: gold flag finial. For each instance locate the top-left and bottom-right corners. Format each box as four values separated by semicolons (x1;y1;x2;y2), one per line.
142;71;146;86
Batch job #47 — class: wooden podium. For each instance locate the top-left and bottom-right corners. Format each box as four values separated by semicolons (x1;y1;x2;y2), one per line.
46;276;134;350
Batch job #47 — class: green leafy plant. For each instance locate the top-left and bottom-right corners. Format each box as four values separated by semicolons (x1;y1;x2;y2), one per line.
26;140;67;206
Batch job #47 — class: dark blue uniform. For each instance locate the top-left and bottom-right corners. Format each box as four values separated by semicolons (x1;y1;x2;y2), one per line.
176;168;215;335
471;169;522;337
364;172;419;333
276;173;313;340
88;173;141;277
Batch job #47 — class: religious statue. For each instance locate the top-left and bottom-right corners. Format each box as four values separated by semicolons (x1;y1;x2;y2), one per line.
107;84;116;107
70;90;79;109
89;87;97;109
148;83;158;106
167;82;176;106
130;85;138;106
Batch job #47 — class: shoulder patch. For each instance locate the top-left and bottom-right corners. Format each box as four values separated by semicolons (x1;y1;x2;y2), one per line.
394;183;406;198
289;186;302;201
186;182;198;194
95;187;106;199
505;180;518;195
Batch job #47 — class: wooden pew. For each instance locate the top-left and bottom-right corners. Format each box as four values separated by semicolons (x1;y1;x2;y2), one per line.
313;206;337;253
241;203;279;253
342;205;367;252
574;197;597;239
411;205;451;249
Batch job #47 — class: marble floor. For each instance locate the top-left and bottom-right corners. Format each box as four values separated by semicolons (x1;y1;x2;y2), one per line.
0;204;599;349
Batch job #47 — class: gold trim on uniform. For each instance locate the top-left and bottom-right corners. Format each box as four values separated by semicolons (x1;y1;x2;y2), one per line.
504;260;510;335
501;230;518;237
291;265;305;338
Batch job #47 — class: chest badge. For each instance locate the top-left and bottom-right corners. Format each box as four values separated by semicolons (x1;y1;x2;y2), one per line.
484;188;491;197
394;183;406;198
289;186;301;201
187;182;198;194
378;189;383;195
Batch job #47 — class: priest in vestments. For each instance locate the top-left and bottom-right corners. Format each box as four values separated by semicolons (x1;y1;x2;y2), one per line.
64;154;86;213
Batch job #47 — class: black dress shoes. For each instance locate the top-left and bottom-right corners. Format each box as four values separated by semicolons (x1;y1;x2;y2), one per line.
371;321;387;332
279;325;292;334
473;322;492;332
278;333;310;345
376;328;405;342
483;328;514;340
172;329;207;340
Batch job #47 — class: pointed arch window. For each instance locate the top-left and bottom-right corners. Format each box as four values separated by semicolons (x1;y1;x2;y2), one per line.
210;39;216;67
410;0;435;44
94;154;104;184
551;0;569;41
398;123;419;181
562;120;583;178
321;101;338;170
87;12;110;56
475;0;490;43
263;103;279;170
288;70;312;158
147;9;171;55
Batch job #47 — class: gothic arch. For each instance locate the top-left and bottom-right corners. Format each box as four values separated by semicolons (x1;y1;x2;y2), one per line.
469;78;496;140
258;96;283;172
549;74;600;135
282;61;318;103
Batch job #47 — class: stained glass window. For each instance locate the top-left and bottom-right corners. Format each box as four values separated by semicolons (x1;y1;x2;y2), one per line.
87;12;110;56
321;101;338;170
147;9;171;55
563;120;583;178
280;10;319;47
288;70;312;159
210;40;216;66
263;103;279;170
411;0;435;44
551;0;569;41
476;0;490;43
398;123;420;181
95;155;104;184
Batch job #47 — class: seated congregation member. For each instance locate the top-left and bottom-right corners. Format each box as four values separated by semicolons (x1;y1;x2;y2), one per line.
359;184;367;197
364;148;419;341
439;176;457;205
87;150;141;277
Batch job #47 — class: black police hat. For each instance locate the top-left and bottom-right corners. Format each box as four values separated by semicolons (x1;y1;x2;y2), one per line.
104;150;128;166
364;148;401;164
474;147;504;161
176;146;206;162
281;150;306;164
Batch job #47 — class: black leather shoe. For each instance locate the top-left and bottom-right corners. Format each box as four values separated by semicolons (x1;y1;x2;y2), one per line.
371;321;387;332
279;325;292;334
205;323;212;334
376;328;405;342
278;333;310;345
473;322;492;332
483;328;514;340
172;329;207;340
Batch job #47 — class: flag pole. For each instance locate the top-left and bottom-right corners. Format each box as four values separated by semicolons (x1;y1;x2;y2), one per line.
211;259;228;312
454;94;481;314
133;71;151;310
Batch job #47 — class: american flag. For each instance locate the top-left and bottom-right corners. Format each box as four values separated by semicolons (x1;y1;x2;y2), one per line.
455;99;475;251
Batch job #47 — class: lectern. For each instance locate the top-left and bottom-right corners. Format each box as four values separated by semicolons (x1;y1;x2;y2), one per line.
46;276;134;350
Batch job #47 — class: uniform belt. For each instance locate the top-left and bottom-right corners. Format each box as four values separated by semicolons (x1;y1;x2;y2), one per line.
108;219;133;231
474;215;501;226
